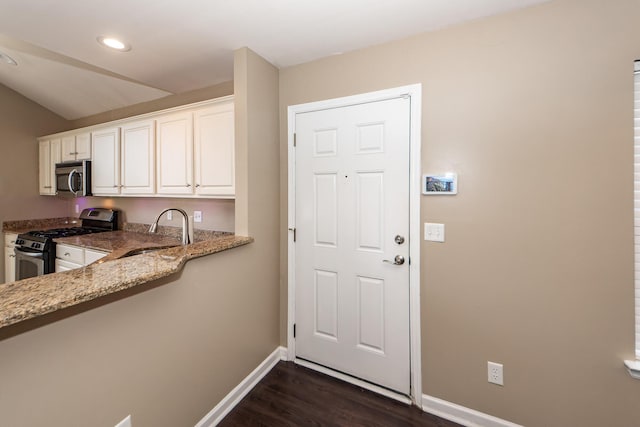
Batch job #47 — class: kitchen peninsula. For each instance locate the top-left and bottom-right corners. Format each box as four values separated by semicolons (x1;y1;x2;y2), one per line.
1;220;252;329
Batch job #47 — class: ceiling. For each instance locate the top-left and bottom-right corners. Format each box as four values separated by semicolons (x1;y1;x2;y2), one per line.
0;0;548;120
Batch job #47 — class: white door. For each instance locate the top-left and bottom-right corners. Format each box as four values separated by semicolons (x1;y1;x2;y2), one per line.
38;140;51;194
75;133;91;160
194;102;235;197
61;135;76;162
91;127;121;195
121;120;155;195
295;96;411;394
156;112;193;195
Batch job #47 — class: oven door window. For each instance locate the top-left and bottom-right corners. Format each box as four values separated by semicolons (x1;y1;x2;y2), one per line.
15;248;44;280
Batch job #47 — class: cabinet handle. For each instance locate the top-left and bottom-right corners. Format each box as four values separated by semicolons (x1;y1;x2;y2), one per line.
9;254;15;258
196;183;200;188
186;183;191;187
44;186;52;189
64;252;70;257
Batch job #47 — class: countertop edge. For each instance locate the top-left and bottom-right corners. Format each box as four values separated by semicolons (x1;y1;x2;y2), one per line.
0;235;253;329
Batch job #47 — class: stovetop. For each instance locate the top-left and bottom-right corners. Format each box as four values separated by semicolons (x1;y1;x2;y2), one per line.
27;227;108;239
15;208;119;251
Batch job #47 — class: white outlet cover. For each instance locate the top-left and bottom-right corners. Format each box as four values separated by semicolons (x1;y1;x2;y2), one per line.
194;211;202;223
488;361;504;386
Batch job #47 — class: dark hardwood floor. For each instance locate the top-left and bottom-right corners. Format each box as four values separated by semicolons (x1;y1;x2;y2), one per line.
219;362;462;427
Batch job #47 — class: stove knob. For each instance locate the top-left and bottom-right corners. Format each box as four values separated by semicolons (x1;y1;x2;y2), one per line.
31;243;36;248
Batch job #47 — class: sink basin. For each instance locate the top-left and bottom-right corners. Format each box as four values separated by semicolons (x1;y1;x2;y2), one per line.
121;246;176;258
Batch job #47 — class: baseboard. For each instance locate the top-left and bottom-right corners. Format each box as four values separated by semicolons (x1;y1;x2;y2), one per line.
195;346;287;427
422;394;523;427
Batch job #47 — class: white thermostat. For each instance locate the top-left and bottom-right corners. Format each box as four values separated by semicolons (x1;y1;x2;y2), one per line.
423;173;457;195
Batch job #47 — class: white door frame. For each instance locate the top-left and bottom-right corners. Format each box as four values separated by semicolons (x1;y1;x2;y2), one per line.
287;84;422;405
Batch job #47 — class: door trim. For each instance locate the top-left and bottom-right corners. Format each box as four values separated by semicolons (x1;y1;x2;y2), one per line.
287;84;422;405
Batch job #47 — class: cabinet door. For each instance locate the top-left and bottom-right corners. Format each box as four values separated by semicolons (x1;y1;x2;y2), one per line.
56;244;85;265
4;245;16;283
75;133;91;160
84;249;108;265
156;112;193;195
121;120;155;195
38;140;52;194
91;127;121;195
50;139;61;189
55;258;82;272
194;102;235;197
61;136;76;162
39;139;60;195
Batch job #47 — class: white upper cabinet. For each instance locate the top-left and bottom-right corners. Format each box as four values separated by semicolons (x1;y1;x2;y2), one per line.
38;96;235;199
193;100;235;197
156;112;193;195
61;132;91;162
121;120;155;195
39;138;61;195
91;127;121;195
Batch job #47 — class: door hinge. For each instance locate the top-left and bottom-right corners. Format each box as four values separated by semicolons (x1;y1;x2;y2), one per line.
293;323;296;338
293;133;297;147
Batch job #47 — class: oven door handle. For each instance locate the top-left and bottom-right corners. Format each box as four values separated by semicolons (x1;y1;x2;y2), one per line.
14;247;45;257
68;169;79;196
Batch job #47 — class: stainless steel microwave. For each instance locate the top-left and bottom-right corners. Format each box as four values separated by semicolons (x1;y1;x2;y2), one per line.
55;160;92;197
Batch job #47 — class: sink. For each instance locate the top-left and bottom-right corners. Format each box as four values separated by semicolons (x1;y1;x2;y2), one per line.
121;246;176;258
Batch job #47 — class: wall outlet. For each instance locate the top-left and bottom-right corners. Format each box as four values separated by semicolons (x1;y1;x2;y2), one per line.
115;415;132;427
194;211;202;223
75;204;79;214
488;361;504;386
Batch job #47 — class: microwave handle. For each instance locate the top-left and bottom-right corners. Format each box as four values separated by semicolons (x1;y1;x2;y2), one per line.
68;169;79;196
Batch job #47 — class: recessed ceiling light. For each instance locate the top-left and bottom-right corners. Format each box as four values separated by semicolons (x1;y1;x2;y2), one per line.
0;51;17;66
97;36;131;52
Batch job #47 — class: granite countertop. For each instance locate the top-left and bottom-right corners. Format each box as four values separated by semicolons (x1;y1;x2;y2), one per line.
3;217;80;234
54;230;182;259
53;227;233;262
0;226;253;329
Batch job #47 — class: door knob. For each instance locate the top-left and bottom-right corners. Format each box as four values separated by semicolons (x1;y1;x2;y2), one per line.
383;255;405;265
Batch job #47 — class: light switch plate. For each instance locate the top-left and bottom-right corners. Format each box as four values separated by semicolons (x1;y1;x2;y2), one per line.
115;415;132;427
424;223;445;242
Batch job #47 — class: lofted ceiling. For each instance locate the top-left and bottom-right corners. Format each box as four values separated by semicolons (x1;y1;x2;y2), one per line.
0;0;549;120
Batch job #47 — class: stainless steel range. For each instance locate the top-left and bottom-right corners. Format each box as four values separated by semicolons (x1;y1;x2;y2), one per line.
14;208;119;280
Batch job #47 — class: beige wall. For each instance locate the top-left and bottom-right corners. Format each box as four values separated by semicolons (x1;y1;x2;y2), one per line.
69;81;234;129
279;0;640;425
78;197;235;232
0;84;69;280
0;50;280;426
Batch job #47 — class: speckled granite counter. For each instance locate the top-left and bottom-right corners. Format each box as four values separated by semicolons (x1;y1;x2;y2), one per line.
0;231;253;328
3;217;80;234
53;227;233;262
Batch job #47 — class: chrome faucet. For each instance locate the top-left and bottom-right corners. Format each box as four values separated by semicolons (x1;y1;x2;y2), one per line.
148;208;191;245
